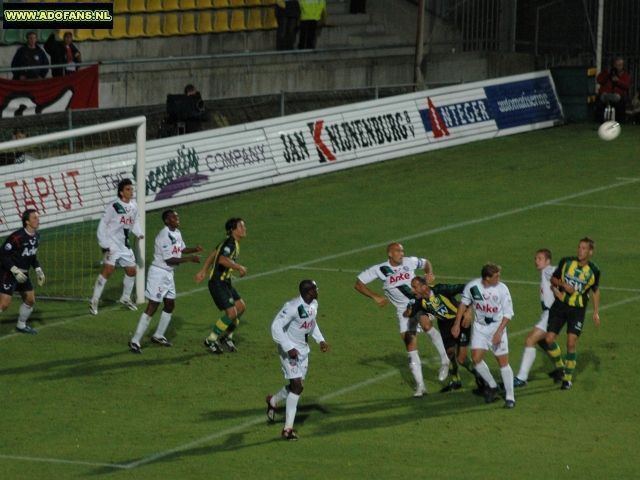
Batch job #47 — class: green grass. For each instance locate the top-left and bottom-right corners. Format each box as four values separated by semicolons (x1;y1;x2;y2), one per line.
1;122;640;479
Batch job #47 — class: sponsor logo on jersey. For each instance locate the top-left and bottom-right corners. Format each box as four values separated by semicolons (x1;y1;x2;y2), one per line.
389;272;411;284
119;216;134;225
300;319;315;330
22;246;38;256
4;244;11;251
475;302;498;314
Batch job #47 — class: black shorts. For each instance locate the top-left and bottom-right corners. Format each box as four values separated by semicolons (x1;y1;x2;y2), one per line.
0;268;34;296
438;318;471;350
208;280;241;311
547;300;586;337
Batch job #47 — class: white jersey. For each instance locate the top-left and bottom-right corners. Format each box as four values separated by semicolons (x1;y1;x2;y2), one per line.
97;198;143;251
540;265;557;310
271;296;325;359
358;256;427;309
461;278;514;332
151;226;186;271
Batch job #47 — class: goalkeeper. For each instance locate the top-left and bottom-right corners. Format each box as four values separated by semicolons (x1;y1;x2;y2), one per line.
0;209;46;334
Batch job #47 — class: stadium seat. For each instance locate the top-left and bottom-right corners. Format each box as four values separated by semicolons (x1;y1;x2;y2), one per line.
25;0;41;3
263;7;277;29
109;16;129;39
229;0;245;6
128;16;146;37
213;10;230;32
262;0;276;5
196;0;213;8
246;9;263;30
74;29;95;41
180;13;197;34
230;9;247;31
163;13;180;35
180;0;197;10
2;29;24;45
93;28;113;40
113;0;130;13
129;0;146;13
246;0;261;5
37;29;55;42
163;0;180;11
213;0;229;7
146;14;163;36
147;0;163;11
196;12;214;33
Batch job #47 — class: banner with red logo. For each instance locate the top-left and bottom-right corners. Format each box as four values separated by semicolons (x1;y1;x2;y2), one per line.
0;64;99;117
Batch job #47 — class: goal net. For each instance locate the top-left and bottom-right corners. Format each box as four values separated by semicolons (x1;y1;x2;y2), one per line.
0;116;147;303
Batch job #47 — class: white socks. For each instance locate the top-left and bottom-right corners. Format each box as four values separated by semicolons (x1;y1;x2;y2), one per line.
122;275;136;300
517;347;536;381
131;313;151;344
153;311;172;339
474;360;498;388
271;386;289;406
284;392;300;430
92;274;107;300
500;365;515;402
407;350;424;387
16;303;33;329
426;327;449;364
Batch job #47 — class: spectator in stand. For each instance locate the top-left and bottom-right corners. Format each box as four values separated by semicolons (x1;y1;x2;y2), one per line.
275;0;300;51
11;31;49;80
299;0;326;50
350;0;366;14
595;57;631;123
44;30;82;77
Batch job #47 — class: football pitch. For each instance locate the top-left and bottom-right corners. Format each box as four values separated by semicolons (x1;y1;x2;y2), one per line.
1;122;639;479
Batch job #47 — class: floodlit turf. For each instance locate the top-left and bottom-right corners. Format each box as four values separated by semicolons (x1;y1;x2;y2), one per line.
1;122;639;479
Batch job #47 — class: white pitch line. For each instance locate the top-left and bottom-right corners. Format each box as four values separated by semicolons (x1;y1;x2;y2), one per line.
552;202;640;211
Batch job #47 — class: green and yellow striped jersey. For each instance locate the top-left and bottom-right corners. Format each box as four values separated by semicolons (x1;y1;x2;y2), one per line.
209;235;239;282
553;256;600;308
413;284;465;321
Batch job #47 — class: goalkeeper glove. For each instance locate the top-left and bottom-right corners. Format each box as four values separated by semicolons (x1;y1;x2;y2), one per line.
10;266;28;283
35;267;45;286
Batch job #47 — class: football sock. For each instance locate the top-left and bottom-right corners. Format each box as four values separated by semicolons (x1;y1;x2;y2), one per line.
425;327;449;364
500;365;515;401
226;314;242;339
548;342;565;369
284;392;300;430
154;311;172;338
407;350;424;387
213;314;233;336
449;359;460;382
564;351;577;381
131;313;151;344
517;347;536;381
122;275;136;299
461;357;476;374
92;274;107;300
474;360;497;388
536;338;550;351
16;303;33;329
271;386;289;406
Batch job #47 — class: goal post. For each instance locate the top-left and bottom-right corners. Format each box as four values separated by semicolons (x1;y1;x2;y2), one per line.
0;116;147;304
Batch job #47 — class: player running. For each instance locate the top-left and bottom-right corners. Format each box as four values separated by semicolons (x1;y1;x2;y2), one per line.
266;280;329;441
90;178;144;315
355;243;450;397
0;209;45;334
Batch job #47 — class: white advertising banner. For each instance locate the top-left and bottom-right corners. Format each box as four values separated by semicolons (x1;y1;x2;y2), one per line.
0;70;563;234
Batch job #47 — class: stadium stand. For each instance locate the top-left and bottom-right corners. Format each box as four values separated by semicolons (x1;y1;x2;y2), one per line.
74;29;95;41
213;10;231;32
113;0;130;14
130;0;147;13
163;14;181;36
147;0;164;12
213;0;230;8
247;9;264;30
181;13;198;35
230;9;247;31
128;16;146;37
197;12;215;33
196;0;214;8
164;0;180;12
181;0;197;10
229;0;245;6
146;15;163;36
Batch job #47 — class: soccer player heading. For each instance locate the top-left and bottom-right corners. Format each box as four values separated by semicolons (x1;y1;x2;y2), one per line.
0;209;45;334
453;263;516;409
129;210;203;354
90;178;145;315
355;242;450;397
545;238;600;391
266;280;329;441
195;217;247;354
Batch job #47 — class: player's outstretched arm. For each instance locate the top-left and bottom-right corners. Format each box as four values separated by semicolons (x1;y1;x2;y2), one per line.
452;302;466;338
194;249;217;283
355;280;387;307
183;245;204;255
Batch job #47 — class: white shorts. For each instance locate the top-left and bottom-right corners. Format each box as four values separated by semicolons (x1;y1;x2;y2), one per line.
279;349;309;380
103;245;136;268
471;322;509;356
534;309;550;332
145;265;176;301
396;307;422;334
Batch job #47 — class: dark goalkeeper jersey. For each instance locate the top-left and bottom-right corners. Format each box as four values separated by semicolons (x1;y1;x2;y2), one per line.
0;228;41;272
